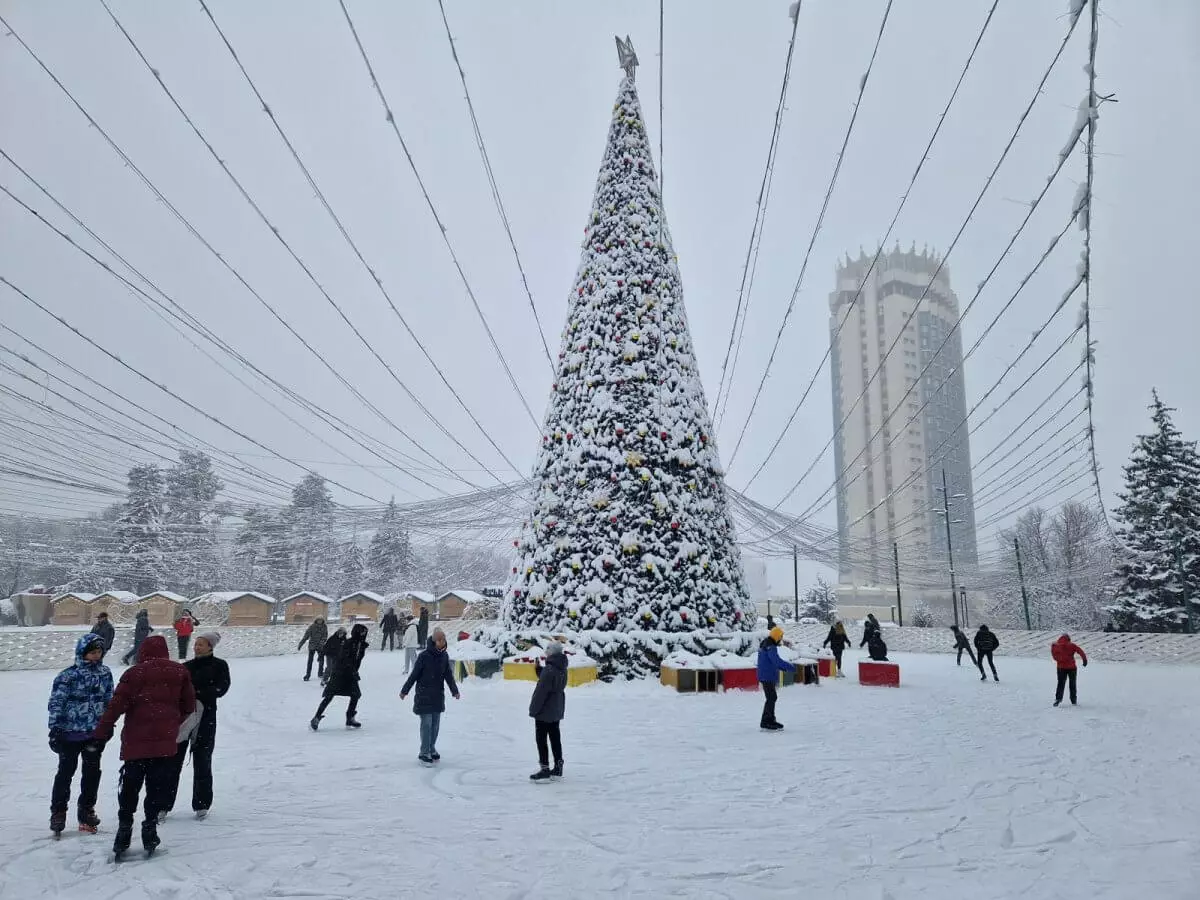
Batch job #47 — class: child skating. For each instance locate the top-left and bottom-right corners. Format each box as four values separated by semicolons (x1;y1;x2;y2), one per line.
757;627;795;731
1052;634;1088;706
528;642;567;783
47;633;114;837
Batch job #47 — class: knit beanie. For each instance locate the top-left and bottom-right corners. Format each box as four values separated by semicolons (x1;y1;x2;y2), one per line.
545;641;565;657
199;632;221;648
769;626;784;643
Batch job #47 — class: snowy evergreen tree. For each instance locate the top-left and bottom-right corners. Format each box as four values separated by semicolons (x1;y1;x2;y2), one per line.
338;542;365;597
117;464;165;595
1109;392;1200;632
287;474;335;589
260;511;296;598
800;577;838;624
234;506;271;588
163;450;224;595
365;499;413;592
497;55;752;674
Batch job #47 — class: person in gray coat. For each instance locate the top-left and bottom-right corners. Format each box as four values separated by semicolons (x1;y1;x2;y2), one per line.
528;642;567;783
121;610;152;666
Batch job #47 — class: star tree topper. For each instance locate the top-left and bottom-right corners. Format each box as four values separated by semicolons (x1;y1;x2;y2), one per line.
615;35;638;80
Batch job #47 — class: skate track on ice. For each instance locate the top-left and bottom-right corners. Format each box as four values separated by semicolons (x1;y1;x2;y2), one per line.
1;649;1197;899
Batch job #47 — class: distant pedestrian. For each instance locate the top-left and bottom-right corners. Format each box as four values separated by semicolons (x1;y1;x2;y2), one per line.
47;633;113;837
93;611;115;653
310;623;368;730
121;610;152;665
756;627;795;731
297;617;328;682
951;626;977;668
93;635;195;860
400;628;460;765
822;621;851;677
173;609;199;660
1051;634;1088;707
528;642;567;782
974;625;1000;682
859;613;881;649
866;631;889;661
416;607;430;647
380;608;400;652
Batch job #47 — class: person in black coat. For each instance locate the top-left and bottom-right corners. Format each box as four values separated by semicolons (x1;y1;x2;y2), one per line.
162;633;230;819
310;624;367;730
951;626;978;668
859;613;880;649
400;628;459;765
297;617;328;681
319;627;347;687
822;621;851;677
528;642;568;782
121;610;153;665
867;631;889;661
380;609;400;652
93;612;116;653
415;608;430;648
974;625;1000;682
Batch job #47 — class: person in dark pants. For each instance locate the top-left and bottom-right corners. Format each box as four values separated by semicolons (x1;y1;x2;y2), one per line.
47;633;114;836
528;642;568;782
951;626;977;668
974;625;1000;682
415;607;430;647
822;621;851;678
94;635;195;858
380;608;400;651
162;633;230;820
310;624;368;730
121;610;152;665
859;613;880;649
93;612;116;653
400;628;460;764
756;627;795;731
866;631;889;661
1051;634;1088;706
320;626;347;687
297;617;328;682
173;609;199;660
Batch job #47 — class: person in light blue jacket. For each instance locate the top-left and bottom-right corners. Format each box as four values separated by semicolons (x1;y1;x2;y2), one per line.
756;627;795;732
47;633;114;837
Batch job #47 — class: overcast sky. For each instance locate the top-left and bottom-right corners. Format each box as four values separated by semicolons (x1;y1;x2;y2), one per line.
1;0;1197;591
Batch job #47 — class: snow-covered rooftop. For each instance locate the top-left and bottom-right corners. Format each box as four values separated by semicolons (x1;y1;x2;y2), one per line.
282;592;333;605
194;591;276;605
96;591;138;603
139;591;190;604
403;590;435;603
52;593;97;604
439;589;485;604
339;591;384;604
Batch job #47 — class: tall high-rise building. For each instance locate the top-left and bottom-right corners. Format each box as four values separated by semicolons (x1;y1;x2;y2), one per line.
829;245;978;588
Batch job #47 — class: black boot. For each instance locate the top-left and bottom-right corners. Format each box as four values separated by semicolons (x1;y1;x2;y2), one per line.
141;820;160;855
309;714;323;731
50;809;67;837
346;715;362;729
551;760;564;779
530;766;552;783
113;823;133;857
78;806;101;834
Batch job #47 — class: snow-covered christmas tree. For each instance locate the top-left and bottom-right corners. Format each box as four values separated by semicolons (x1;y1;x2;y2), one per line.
1109;391;1200;632
489;39;754;677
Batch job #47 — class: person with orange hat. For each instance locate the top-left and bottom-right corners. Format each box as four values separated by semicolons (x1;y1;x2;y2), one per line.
756;626;795;731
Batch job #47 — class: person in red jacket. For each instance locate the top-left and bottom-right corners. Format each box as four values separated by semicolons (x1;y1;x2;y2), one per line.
94;635;195;859
1051;634;1088;707
173;609;199;660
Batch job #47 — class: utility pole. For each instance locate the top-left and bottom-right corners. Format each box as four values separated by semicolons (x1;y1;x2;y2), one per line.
792;545;800;622
893;541;903;626
939;468;960;629
1015;537;1032;630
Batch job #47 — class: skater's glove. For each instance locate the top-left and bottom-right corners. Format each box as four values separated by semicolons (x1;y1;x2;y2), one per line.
48;729;63;754
1082;660;1088;667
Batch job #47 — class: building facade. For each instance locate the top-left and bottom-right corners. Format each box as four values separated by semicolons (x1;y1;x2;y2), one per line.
829;245;978;591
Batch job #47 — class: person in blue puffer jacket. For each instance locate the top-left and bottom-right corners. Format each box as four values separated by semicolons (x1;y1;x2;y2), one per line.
757;627;795;731
47;633;114;837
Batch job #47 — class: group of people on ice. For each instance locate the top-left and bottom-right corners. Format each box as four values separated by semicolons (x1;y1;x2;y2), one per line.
117;607;201;665
47;616;230;859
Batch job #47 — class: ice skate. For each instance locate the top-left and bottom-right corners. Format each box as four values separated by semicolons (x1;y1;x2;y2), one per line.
530;766;553;783
50;809;66;839
195;810;208;821
78;808;101;834
551;760;564;780
309;714;323;731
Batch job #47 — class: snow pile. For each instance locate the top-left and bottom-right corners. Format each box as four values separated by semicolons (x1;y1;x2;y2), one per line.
503;648;598;669
448;639;500;662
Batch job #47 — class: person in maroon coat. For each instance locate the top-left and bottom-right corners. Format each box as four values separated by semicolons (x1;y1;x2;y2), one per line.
94;635;195;858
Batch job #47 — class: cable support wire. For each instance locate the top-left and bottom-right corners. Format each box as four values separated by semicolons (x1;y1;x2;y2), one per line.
432;0;554;373
710;0;803;427
722;0;896;462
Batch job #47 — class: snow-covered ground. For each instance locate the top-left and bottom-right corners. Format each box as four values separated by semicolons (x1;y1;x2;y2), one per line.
2;649;1198;899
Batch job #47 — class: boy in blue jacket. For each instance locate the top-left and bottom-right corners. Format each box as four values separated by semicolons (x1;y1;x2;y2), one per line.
757;627;795;731
47;633;114;837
